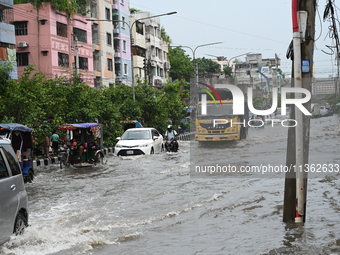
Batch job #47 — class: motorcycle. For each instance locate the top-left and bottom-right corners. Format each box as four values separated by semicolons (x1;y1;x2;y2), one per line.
165;138;179;152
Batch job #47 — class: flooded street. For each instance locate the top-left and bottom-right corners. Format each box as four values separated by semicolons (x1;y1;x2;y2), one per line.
1;115;340;255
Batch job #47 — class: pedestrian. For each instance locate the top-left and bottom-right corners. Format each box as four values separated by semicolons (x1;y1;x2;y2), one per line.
42;115;54;158
51;130;60;156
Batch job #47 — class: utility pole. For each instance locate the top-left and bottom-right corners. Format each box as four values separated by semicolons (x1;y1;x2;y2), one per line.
283;0;316;223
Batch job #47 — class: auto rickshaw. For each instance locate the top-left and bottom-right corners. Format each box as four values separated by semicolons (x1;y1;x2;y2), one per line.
0;123;34;182
58;122;105;168
120;120;143;133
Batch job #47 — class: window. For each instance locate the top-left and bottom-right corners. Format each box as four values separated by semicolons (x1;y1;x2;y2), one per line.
114;38;120;52
108;58;113;71
105;8;110;20
115;62;121;76
92;24;99;45
0;150;9;179
78;57;88;70
2;147;21;176
57;22;67;37
122;16;125;28
16;52;29;66
107;33;112;45
58;52;69;67
124;63;128;75
14;21;28;36
120;0;124;4
123;40;126;52
136;21;144;35
73;28;87;43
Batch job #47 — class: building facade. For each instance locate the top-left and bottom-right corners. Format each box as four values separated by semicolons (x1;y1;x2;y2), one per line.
112;0;132;85
235;53;281;92
312;77;338;98
0;0;17;79
13;2;94;86
89;0;116;88
131;12;170;88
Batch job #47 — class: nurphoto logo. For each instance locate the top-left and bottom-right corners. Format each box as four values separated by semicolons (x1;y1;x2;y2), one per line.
199;84;311;127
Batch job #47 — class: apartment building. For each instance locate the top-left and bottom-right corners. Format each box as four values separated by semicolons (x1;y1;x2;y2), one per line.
312;77;338;98
0;0;17;79
131;12;170;88
89;0;116;88
13;2;94;86
235;53;281;91
112;0;132;85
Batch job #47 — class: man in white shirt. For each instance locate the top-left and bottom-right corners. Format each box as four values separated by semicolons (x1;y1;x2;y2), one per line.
164;125;179;151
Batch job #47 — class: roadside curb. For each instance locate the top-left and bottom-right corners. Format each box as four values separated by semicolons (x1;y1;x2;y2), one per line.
33;148;114;167
178;132;195;141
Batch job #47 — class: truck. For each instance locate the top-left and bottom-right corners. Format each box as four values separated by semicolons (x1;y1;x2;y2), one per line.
194;89;248;142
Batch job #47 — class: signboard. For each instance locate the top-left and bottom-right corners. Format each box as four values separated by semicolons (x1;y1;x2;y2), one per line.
302;60;310;73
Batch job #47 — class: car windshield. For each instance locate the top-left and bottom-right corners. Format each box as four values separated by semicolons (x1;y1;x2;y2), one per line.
121;130;151;140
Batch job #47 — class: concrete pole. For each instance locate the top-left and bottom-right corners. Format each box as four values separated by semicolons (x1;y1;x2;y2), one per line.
283;0;315;223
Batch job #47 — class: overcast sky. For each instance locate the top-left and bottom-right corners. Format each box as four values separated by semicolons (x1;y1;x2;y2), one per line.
129;0;338;78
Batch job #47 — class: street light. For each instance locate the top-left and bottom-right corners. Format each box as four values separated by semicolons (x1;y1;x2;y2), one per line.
86;11;177;101
170;42;223;105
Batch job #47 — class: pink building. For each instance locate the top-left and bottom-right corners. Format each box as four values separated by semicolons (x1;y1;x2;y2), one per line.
14;3;94;86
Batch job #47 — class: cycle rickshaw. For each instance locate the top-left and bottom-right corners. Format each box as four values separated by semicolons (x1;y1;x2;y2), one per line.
58;123;105;168
0;123;34;182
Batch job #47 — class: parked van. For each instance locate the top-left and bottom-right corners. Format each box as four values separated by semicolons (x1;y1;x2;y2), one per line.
0;137;28;244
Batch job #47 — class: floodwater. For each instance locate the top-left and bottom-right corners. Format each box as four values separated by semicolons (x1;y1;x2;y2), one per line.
1;115;340;255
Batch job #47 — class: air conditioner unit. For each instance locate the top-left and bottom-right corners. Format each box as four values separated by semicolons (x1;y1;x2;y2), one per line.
18;41;28;48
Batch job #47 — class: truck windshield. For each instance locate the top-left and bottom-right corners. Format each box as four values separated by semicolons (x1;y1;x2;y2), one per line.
197;103;233;118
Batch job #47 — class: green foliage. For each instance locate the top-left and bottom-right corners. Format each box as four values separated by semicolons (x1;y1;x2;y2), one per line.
252;97;265;110
0;65;187;149
161;27;172;44
223;65;233;77
14;0;82;16
130;8;142;14
168;47;194;81
195;57;221;78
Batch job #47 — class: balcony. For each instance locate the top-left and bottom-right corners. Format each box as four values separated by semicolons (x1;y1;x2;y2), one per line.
0;22;15;44
0;0;14;9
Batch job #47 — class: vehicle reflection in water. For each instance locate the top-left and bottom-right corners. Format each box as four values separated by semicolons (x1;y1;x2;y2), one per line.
1;115;340;255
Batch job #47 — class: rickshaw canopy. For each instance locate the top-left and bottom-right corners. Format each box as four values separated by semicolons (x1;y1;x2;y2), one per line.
0;123;33;133
58;123;99;130
120;120;143;128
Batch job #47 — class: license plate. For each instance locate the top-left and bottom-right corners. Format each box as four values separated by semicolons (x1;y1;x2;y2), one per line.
126;150;134;155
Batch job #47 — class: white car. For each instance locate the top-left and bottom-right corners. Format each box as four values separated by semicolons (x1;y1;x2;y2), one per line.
114;128;164;156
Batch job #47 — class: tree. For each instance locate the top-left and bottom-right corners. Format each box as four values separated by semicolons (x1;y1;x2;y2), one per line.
168;46;194;81
195;57;221;78
223;65;233;78
161;27;172;44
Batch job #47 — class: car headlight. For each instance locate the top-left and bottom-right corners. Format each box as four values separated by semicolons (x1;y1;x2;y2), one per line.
115;144;123;148
139;143;149;147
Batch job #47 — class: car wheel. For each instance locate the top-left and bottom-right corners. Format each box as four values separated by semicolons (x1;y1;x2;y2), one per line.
13;213;27;235
27;170;34;183
150;148;154;154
